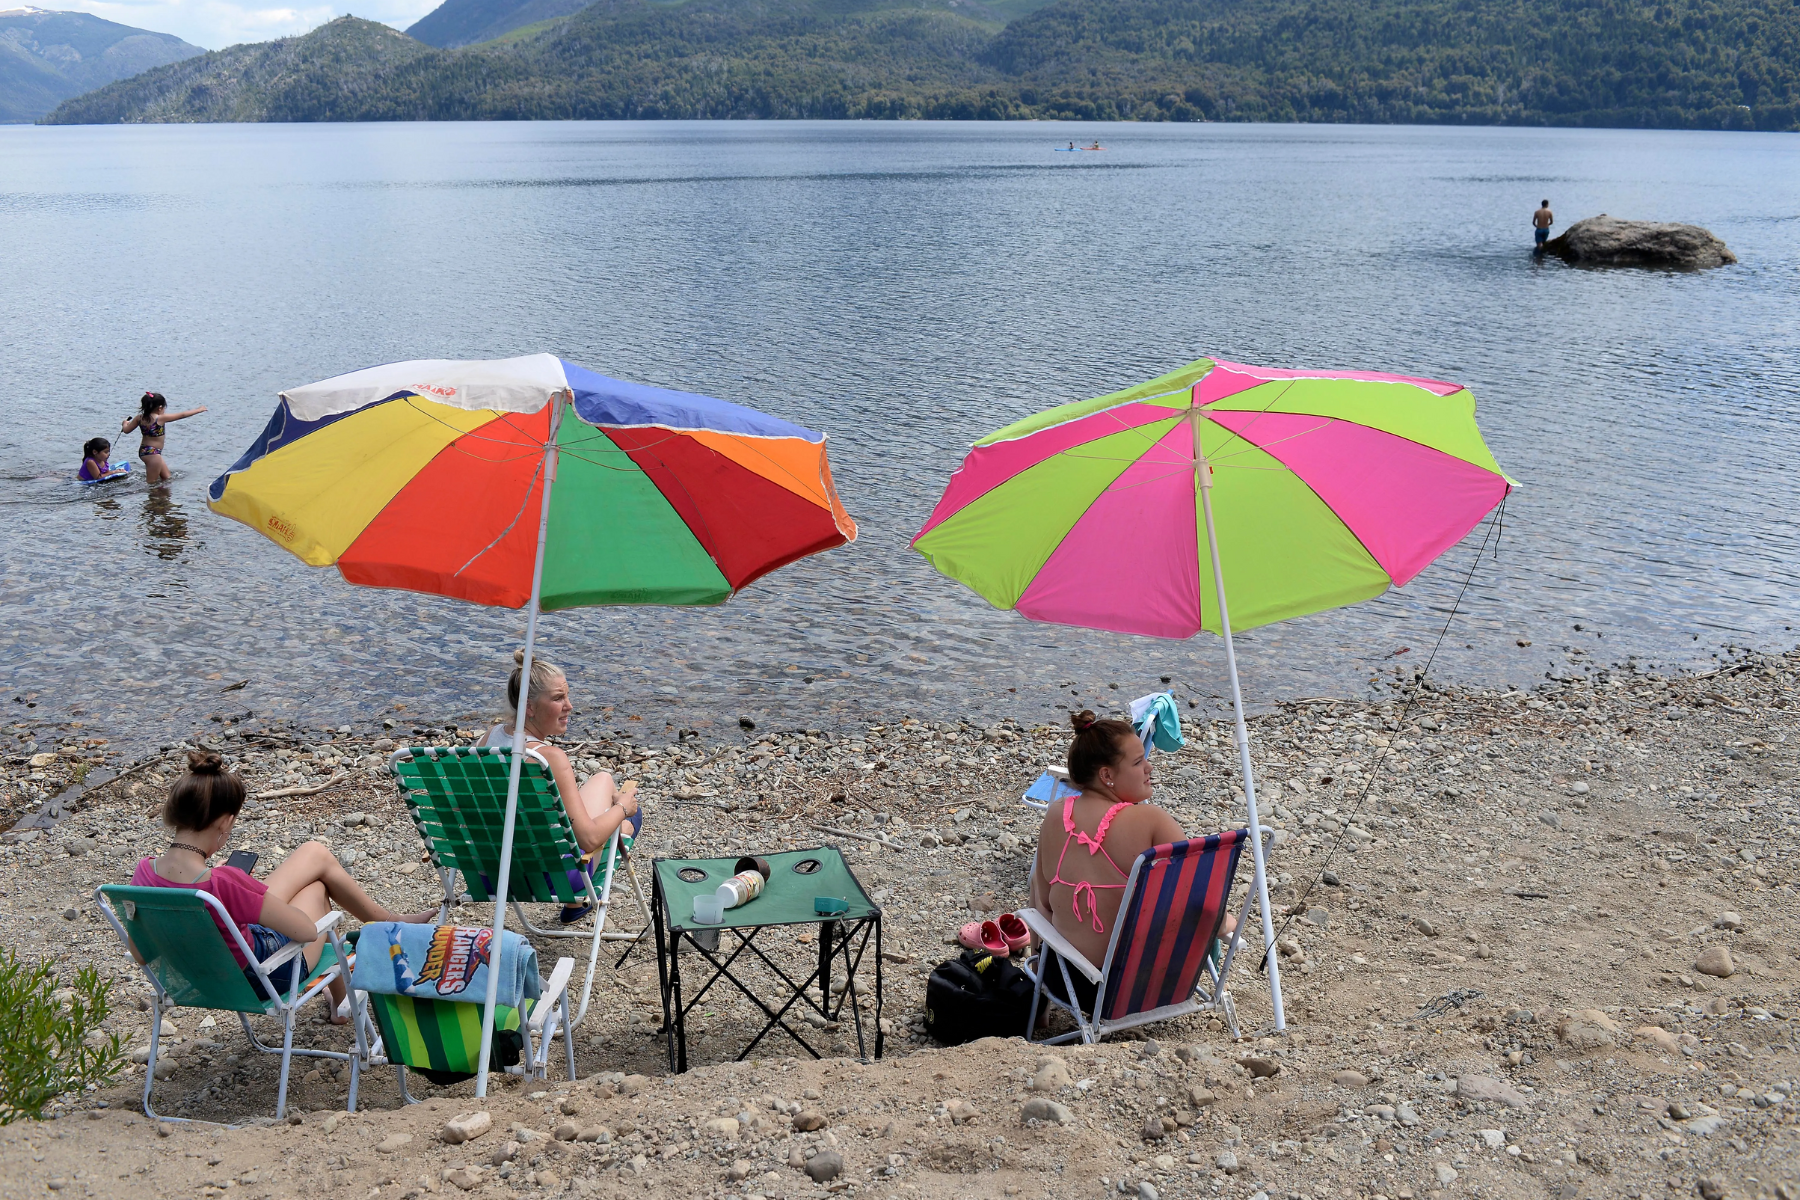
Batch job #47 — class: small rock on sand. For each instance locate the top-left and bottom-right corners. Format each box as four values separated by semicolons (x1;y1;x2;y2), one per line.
376;1133;413;1153
1695;946;1735;978
1215;1149;1240;1173
1029;1058;1071;1091
442;1166;485;1190
804;1150;843;1182
792;1110;827;1131
1556;1008;1620;1050
1020;1098;1073;1126
1237;1056;1279;1078
1455;1076;1529;1108
1332;1070;1370;1088
1713;912;1744;931
442;1111;491;1144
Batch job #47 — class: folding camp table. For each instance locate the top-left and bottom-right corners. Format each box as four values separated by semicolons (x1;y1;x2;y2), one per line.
651;845;883;1073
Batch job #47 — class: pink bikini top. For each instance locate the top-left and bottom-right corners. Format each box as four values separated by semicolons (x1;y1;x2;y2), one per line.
1048;798;1134;933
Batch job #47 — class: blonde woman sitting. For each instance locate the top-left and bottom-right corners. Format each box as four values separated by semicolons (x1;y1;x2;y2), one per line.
479;650;640;924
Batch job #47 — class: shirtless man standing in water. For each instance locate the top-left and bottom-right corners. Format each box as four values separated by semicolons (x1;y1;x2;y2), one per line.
1533;199;1555;249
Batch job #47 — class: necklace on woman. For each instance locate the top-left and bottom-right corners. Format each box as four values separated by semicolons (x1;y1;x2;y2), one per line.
169;840;212;860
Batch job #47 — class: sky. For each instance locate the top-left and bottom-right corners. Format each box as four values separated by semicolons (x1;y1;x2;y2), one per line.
36;0;434;48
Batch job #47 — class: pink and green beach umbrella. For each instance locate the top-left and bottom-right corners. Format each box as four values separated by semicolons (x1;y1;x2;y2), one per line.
914;357;1513;637
913;356;1514;1029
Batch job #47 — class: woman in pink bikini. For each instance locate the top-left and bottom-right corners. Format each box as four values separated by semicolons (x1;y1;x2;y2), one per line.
1028;710;1232;1012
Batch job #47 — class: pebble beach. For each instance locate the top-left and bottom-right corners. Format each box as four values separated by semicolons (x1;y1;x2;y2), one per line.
0;646;1795;1200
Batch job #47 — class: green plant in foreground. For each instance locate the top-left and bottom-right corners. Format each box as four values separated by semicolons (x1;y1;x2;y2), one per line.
0;944;124;1124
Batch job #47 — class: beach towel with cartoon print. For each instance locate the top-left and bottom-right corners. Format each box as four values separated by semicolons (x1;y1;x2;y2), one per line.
351;923;541;1010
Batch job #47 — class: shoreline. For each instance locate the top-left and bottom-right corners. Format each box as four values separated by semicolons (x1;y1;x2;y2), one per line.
0;646;1794;1198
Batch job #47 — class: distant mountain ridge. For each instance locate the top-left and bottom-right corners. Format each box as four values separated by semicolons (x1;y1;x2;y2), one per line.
40;0;1800;130
1;6;201;122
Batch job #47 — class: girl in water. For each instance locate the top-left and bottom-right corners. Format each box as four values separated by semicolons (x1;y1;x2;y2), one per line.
121;391;206;484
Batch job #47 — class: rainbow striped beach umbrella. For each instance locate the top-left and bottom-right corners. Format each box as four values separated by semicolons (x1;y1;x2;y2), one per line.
913;356;1513;1030
209;353;855;609
210;353;856;1092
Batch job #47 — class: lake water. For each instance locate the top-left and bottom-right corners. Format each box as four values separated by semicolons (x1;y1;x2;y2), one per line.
3;121;1797;754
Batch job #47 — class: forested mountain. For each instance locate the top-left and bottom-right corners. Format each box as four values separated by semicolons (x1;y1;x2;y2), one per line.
407;0;594;49
1;6;201;122
41;0;1800;130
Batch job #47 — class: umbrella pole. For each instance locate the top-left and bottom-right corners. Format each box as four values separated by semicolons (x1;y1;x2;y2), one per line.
476;392;566;1097
1195;437;1288;1032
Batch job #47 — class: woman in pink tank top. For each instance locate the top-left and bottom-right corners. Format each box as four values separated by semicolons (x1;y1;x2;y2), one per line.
1029;710;1234;1005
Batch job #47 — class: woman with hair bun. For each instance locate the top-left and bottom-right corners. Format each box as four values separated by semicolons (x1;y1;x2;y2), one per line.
126;750;434;1019
1028;710;1232;1012
478;649;641;924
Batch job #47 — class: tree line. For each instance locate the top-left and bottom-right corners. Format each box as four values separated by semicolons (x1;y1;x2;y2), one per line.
43;0;1800;130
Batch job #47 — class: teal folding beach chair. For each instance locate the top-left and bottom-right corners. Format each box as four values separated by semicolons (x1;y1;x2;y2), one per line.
95;884;365;1122
390;744;650;1032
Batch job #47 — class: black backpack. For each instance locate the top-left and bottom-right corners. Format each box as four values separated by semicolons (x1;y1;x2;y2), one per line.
923;949;1037;1044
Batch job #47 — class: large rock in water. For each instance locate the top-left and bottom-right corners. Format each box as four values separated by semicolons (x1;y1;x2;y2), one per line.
1543;215;1736;269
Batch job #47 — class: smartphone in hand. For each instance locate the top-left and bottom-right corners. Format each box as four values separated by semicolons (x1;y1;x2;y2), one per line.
225;849;259;874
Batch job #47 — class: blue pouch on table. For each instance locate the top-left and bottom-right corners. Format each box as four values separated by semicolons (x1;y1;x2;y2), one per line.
351;922;541;1008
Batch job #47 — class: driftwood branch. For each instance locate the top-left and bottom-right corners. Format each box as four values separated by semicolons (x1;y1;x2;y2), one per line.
809;823;903;849
255;769;351;800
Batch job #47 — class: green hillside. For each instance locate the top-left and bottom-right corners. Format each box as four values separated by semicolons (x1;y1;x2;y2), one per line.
41;0;1800;129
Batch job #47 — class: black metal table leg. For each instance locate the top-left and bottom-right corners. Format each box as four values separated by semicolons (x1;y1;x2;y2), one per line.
873;913;884;1059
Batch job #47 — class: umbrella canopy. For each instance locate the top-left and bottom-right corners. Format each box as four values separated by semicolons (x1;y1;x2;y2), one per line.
912;357;1511;639
209;353;856;607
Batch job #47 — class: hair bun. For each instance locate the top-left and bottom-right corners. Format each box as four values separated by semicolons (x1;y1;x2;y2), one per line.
1070;709;1098;731
514;648;527;666
187;748;224;775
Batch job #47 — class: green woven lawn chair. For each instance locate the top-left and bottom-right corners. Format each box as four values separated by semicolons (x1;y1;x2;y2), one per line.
358;956;577;1102
95;884;365;1123
390;745;648;1032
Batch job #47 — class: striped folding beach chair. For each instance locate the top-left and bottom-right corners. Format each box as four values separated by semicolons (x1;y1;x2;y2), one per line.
1018;827;1272;1044
359;956;577;1101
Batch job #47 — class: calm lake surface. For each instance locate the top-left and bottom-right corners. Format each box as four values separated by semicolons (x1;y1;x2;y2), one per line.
3;121;1797;753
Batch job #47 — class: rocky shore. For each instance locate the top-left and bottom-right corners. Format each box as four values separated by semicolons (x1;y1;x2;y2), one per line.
0;647;1795;1200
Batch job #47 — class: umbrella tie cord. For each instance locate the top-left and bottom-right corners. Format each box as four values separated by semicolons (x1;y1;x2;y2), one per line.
1262;493;1508;969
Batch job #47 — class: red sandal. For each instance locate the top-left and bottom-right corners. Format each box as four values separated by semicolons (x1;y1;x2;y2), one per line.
997;912;1030;954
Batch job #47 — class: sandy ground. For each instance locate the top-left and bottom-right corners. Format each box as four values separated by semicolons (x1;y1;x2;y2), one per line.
0;648;1796;1200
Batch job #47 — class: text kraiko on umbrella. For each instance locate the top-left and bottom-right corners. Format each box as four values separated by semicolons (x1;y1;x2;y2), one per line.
913;357;1513;1029
211;353;856;1090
